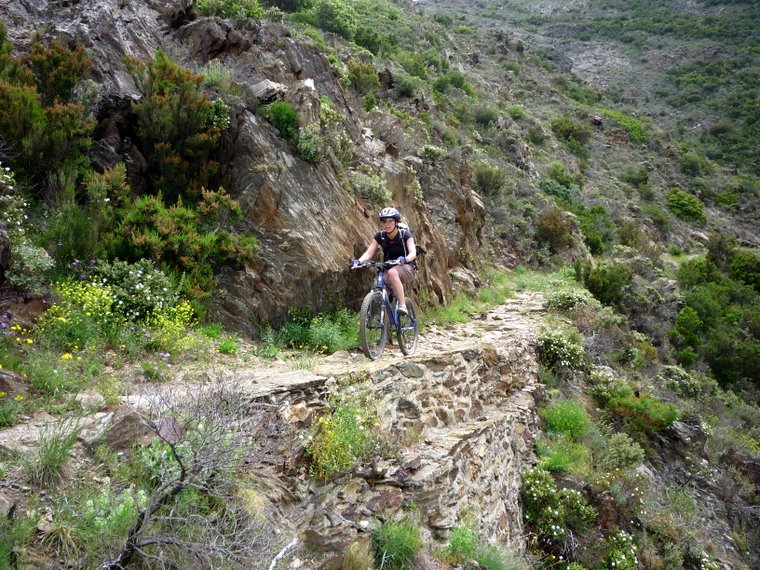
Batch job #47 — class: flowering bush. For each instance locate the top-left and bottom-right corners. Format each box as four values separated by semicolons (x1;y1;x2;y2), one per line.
521;467;596;549
36;280;121;352
544;289;596;312
6;242;55;297
603;529;638;570
146;301;197;354
537;326;586;373
75;258;179;322
0;162;55;295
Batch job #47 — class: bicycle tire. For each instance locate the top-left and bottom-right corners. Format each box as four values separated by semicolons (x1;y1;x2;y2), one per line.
359;290;387;360
397;298;419;356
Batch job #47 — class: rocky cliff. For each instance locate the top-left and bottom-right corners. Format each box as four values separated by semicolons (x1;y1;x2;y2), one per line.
0;0;485;334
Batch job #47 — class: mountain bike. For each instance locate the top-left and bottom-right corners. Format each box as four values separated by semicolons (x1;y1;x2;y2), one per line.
354;260;419;360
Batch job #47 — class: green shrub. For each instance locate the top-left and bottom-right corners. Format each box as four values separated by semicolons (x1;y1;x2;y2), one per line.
539;399;591;440
314;0;358;39
600;109;648;143
259;100;299;139
218;337;240;355
474;164;505;197
78;258;179;322
110;188;257;300
598;432;645;471
527;125;545;145
199;322;224;339
127;51;227;202
419;144;446;161
347;60;379;95
23;37;92;106
196;0;263;22
507;105;525;119
669;306;703;362
619;164;649;188
535;207;574;252
676;257;721;289
550;115;591;144
547;161;577;189
296;122;325;163
393;71;423;98
545;289;596;312
680;151;704;176
349;170;390;204
539;179;572;202
575;261;632;308
354;26;382;54
595;382;679;435
0;391;23;428
537;434;590;473
6;242;55;296
666;188;705;221
200;58;235;91
575;204;615;254
307;392;378;479
306;308;358;353
442;526;478;564
35;280;123;353
474;104;498;127
730;250;760;292
371;521;422;570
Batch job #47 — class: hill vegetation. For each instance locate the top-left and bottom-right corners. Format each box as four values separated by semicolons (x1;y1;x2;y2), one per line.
0;0;758;568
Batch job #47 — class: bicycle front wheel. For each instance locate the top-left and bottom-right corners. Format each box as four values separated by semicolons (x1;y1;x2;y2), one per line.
359;291;387;360
397;298;419;356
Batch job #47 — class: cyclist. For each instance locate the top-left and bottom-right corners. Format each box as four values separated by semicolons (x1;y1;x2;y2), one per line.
352;207;417;315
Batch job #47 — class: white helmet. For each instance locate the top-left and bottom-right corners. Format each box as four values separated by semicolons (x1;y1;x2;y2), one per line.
378;207;401;221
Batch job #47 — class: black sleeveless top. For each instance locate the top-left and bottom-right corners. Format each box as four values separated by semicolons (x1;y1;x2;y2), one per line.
374;228;413;261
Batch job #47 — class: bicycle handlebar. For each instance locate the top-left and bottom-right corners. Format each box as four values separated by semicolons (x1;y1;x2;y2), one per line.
351;260;402;271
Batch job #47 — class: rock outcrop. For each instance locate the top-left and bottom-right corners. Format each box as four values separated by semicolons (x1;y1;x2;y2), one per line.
0;0;486;334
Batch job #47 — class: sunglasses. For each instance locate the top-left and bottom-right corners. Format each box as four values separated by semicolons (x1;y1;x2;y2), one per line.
380;218;396;223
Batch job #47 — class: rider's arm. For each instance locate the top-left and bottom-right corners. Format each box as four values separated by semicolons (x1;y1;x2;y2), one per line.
357;239;379;263
404;235;417;262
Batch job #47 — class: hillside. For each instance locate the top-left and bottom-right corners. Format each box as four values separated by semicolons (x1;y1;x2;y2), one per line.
0;0;758;568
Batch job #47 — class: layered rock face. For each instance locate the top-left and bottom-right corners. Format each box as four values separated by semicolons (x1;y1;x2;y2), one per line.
0;0;486;334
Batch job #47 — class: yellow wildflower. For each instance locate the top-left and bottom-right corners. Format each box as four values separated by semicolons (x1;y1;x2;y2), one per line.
0;391;6;398
15;395;23;401
61;353;73;360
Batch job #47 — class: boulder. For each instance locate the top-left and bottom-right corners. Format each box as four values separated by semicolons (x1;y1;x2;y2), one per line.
0;369;29;400
82;406;152;451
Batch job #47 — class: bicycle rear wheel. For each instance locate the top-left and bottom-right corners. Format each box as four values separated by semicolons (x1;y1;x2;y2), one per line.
359;291;387;360
397;298;419;356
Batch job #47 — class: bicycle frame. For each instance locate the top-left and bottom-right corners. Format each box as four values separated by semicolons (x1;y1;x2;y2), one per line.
372;268;398;329
369;263;415;332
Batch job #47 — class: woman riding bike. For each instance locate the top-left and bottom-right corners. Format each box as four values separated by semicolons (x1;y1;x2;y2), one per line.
351;207;417;315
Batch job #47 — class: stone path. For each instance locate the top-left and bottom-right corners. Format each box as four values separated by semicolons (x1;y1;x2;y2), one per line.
0;292;545;454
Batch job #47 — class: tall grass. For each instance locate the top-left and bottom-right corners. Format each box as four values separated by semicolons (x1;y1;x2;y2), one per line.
25;421;80;486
